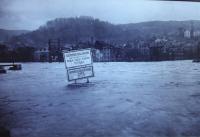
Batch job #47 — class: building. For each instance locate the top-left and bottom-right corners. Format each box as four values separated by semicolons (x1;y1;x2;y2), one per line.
92;41;120;62
48;39;63;62
194;30;200;37
184;30;191;38
70;40;121;62
148;39;166;61
178;27;185;38
34;38;73;62
149;45;164;61
34;47;49;62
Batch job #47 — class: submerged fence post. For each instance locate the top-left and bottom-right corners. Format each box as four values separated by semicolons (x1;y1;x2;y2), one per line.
87;78;89;83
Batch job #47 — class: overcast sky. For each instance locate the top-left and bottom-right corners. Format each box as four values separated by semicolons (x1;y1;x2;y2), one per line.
0;0;200;30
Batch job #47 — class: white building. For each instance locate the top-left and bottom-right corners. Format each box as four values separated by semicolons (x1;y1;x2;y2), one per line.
194;30;200;37
184;30;191;38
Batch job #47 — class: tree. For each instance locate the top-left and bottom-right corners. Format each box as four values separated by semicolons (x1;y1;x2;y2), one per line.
0;44;9;62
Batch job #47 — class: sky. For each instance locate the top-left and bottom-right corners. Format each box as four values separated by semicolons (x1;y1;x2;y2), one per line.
0;0;200;30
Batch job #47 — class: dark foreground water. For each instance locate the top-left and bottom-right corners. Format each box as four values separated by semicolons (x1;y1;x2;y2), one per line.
0;60;200;137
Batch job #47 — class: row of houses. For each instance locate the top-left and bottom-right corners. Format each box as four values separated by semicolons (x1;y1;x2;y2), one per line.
34;40;123;62
34;39;199;62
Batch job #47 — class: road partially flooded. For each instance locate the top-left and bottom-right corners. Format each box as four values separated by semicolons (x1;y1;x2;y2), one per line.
0;60;200;137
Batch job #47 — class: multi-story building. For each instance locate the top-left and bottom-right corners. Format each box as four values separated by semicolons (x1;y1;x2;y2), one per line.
48;39;63;62
92;41;120;62
184;30;191;38
34;48;49;62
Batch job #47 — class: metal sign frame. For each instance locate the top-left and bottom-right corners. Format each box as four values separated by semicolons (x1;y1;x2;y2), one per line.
63;48;94;81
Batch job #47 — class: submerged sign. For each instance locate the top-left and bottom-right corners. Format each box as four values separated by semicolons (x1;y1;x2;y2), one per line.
63;49;94;81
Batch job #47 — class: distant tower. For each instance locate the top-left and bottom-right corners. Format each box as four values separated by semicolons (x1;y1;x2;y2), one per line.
90;36;96;44
178;27;185;38
48;38;63;62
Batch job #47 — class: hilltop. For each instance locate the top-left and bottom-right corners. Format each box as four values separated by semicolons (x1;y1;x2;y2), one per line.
4;16;200;48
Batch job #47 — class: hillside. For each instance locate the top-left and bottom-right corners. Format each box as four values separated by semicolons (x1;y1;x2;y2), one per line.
5;17;200;48
0;29;29;42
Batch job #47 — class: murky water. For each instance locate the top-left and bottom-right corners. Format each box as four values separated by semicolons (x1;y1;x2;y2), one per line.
0;60;200;137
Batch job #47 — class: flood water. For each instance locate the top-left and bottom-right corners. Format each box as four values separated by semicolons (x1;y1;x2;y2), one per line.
0;60;200;137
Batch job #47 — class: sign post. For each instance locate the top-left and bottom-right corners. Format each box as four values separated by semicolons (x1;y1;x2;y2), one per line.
63;49;94;83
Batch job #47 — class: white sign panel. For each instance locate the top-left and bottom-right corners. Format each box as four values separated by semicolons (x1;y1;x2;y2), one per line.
68;66;94;81
63;49;94;81
64;49;92;68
